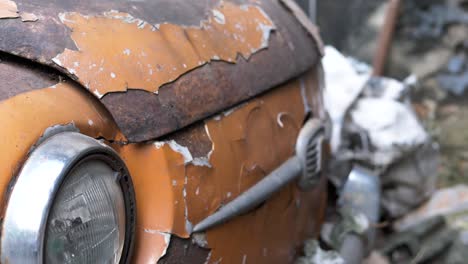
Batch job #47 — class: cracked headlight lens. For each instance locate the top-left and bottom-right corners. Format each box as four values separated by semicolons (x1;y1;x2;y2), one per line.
45;160;126;264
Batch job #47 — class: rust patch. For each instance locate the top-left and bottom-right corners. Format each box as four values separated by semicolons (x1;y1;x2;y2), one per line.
0;81;122;213
0;54;58;101
279;0;324;55
158;236;211;264
0;0;18;19
53;2;275;97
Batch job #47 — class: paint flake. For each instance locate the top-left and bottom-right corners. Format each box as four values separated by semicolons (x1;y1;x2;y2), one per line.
20;12;38;22
212;9;226;24
0;0;18;19
167;140;193;164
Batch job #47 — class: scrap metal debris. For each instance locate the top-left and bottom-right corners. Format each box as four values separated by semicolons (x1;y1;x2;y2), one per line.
437;51;468;95
323;46;438;220
320;1;468;263
53;2;276;97
381;142;439;218
395;185;468;231
0;0;18;19
296;240;344;264
382;216;458;264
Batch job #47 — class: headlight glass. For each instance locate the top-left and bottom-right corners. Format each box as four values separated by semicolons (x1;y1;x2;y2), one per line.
45;159;126;264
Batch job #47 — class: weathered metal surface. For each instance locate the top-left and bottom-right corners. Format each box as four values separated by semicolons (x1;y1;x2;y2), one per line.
0;81;123;214
101;0;320;142
0;0;321;142
0;52;58;101
279;0;324;55
0;60;325;262
184;78;326;264
111;73;327;263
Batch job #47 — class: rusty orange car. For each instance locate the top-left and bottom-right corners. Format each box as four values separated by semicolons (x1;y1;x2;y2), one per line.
0;0;328;263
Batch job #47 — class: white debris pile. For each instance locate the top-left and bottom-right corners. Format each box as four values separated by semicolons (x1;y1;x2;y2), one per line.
322;47;369;154
295;240;344;264
323;46;428;167
322;46;438;219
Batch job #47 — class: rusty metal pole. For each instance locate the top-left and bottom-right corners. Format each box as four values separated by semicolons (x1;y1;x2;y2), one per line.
372;0;403;76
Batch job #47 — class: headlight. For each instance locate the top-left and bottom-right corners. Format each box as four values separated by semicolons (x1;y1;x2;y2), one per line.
1;132;136;264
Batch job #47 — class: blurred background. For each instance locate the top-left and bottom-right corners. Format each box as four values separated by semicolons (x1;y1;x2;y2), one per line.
295;0;468;263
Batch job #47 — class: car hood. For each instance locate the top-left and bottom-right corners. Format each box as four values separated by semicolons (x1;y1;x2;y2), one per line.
0;0;322;142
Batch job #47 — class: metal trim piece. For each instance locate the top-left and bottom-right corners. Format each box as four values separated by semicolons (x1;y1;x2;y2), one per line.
296;118;325;190
339;166;381;264
1;132;136;264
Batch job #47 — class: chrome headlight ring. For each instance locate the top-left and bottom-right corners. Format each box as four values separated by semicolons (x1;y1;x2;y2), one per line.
1;132;136;264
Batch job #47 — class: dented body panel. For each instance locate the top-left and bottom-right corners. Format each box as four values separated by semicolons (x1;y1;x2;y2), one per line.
0;0;326;263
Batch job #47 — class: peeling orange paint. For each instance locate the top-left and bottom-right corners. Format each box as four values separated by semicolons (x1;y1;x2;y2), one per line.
185;79;326;263
0;81;123;212
53;2;275;97
113;75;326;263
186;80;306;225
0;0;18;19
206;178;327;264
117;143;190;237
0;62;323;262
